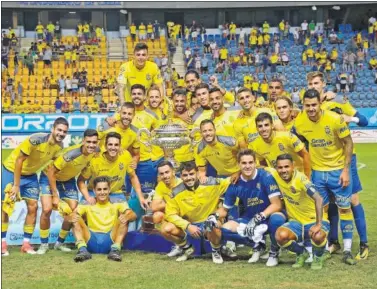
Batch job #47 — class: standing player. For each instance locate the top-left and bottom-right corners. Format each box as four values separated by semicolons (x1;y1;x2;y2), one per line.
195;119;241;183
274;154;329;270
97;102;140;169
66;176;137;262
307;71;369;259
212;149;285;266
77;132;144;206
274;96;300;131
233;87;284;149
292;89;356;265
250;112;311;177
37;129;99;254
161;161;231;263
1;117;69;256
117;43;163;103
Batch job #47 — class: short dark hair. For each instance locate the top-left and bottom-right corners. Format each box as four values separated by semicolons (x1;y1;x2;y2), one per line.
269;78;284;87
173;87;187;97
83;129;98;138
121;101;135;110
200;119;215;130
303;88;320;102
53;117;69;128
105;132;121;145
236;87;253;97
93;176;110;189
134;42;148;53
157;160;174;171
185;69;200;80
194;83;209;94
255;112;273;125
237;149;256;163
209;87;222;95
276;153;293;163
179;161;197;173
130;84;146;95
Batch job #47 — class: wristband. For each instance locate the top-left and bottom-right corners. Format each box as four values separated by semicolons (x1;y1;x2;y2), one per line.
351;117;359;124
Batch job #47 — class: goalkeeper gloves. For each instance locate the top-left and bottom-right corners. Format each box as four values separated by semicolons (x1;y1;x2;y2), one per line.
204;213;219;232
244;212;266;238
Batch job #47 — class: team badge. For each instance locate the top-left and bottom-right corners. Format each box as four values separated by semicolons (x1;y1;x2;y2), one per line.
256;183;261;190
278;143;285;151
290;186;297;194
146;73;151;81
325;126;331;135
119;163;124;170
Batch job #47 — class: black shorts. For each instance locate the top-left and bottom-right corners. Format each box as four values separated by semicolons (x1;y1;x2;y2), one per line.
43;60;51;65
340;83;346;89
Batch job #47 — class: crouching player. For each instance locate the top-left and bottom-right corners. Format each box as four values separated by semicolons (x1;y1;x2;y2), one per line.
274;154;328;270
210;149;285;266
65;176;136;262
161;161;233;263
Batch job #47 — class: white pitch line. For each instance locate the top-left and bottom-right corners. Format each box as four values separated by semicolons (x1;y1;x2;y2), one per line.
357;163;366;170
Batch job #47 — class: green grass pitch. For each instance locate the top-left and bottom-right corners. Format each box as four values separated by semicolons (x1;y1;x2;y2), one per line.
2;144;377;289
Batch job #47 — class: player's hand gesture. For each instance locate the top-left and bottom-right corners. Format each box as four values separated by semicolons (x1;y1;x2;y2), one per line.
9;185;20;201
339;168;350;188
187;224;202;239
119;214;129;225
130;160;137;170
139;198;150;210
309;223;322;238
106;116;116;127
86;196;96;205
68;212;80;223
198;174;207;184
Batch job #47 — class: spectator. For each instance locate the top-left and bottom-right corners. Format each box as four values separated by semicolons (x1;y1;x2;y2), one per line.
154;55;161;69
72;49;77;68
357;48;365;69
58;75;66;96
324;18;333;38
99;100;107;113
339;72;348;93
66;76;72;96
94;82;103;104
78;75;87;95
161;54;168;71
284;21;290;39
201;56;209;74
2;97;11;113
6;77;14;94
55;21;61;41
76;22;83;38
130;22;137;41
46;21;55;43
101;75;108;89
368;56;377;70
229;22;236;40
25;52;34;75
35;21;44;40
95;25;103;39
91;100;100;113
349;72;356;92
64;49;71;69
71;75;79;96
139;22;146;41
17;82;23;101
153;20;160;39
195;54;201;72
147;22;153;39
72;97;81;112
13;52;19;75
329;30;338;44
1;48;9;68
219;46;228;63
342;52;349;72
43;46;52;68
239;28;246;45
108;74;115;89
43;77;50;89
82;101;89;113
83;22;90;41
87;83;94;96
168;41;176;65
2;31;10;50
269;52;278;73
301;20;308;36
308;20;316;37
274;40;280;54
108;100;117;113
281;51;289;66
54;97;63;113
348;51;357;72
62;97;70;113
80;67;88;78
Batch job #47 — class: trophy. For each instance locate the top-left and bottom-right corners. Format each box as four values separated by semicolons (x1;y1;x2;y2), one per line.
140;189;159;233
137;120;200;168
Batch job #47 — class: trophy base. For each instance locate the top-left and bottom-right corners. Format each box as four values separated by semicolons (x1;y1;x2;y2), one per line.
140;215;160;234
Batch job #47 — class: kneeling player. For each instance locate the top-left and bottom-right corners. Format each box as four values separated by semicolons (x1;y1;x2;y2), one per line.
161;161;233;264
67;176;136;262
213;149;285;266
274;154;328;270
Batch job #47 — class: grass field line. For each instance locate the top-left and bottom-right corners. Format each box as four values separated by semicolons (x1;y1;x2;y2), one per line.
357;163;366;170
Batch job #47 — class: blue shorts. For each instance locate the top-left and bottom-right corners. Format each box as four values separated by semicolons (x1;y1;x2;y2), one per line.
311;169;352;208
282;220;330;243
185;222;206;238
125;160;157;193
1;166;40;201
235;217;249;224
351;154;362;194
40;173;78;201
80;190;128;204
87;230;114;254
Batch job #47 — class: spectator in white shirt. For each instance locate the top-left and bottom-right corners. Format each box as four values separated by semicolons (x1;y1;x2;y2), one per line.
301;20;308;36
65;76;72;96
239;28;246;45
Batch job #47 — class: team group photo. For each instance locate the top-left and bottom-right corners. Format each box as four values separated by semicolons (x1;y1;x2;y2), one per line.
1;1;377;289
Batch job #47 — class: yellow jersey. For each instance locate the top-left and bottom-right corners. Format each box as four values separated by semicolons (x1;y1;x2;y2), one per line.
64;51;71;60
48;144;95;182
269;168;328;224
2;100;11;112
270;55;278;64
321;98;356;117
293;110;350;171
212;108;241;137
147;24;153;34
3;133;62;175
169;116;194;163
139;25;146;35
260;83;268;94
131;108;159;162
46;24;55;33
233;107;278;145
76;202;129;233
154;177;182;203
251;81;260;91
229;24;236;33
257;35;263;45
130;25;137;34
249;131;305;172
36;24;44;33
81;151;133;193
98;122;140;152
165;177;231;230
194;136;239;176
83;24;90;33
117;60;162;102
219;48;228;60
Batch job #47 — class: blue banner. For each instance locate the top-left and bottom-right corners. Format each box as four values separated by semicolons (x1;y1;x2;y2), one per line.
349;108;377;128
1;113;110;133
